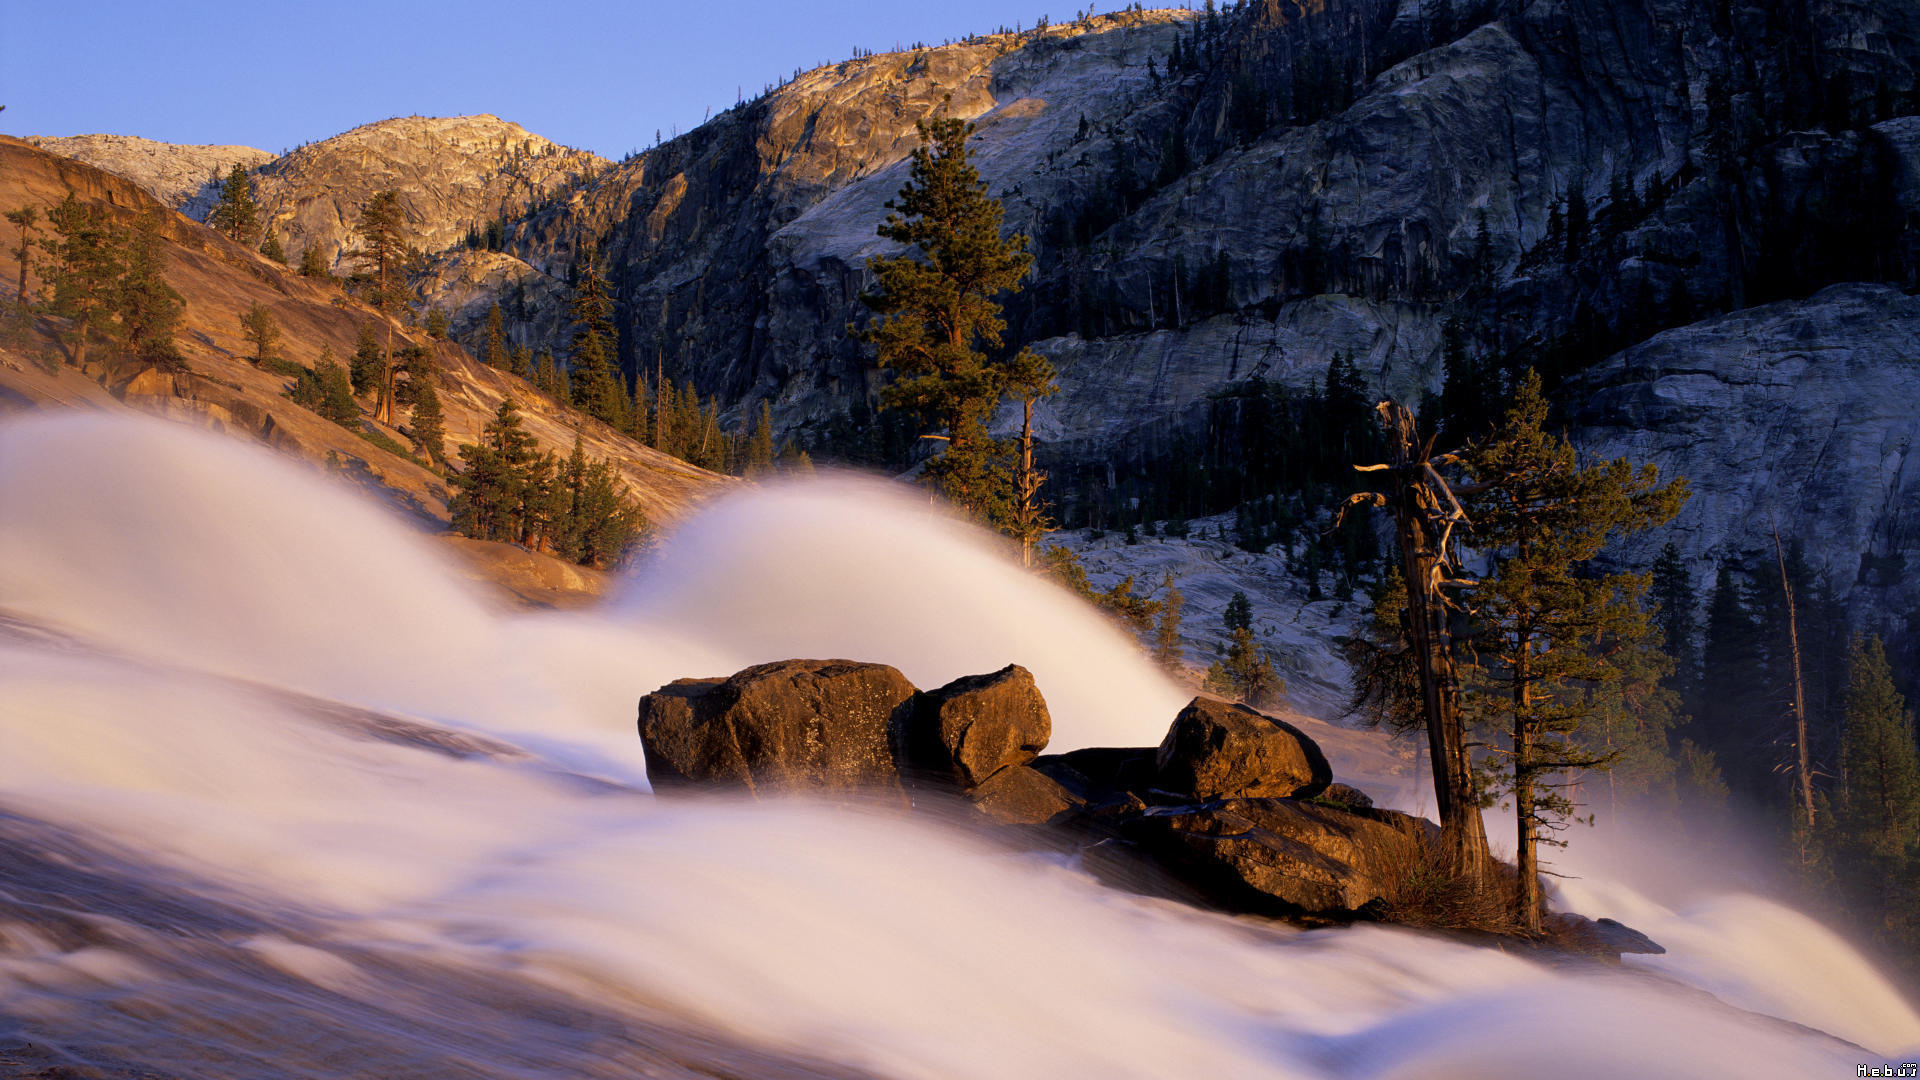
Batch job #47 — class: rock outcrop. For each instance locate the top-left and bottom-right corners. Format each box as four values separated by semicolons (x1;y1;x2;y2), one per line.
1126;798;1434;916
25;134;275;216
638;660;1409;918
637;659;919;794
903;664;1051;790
968;765;1085;826
419;0;1916;468
1568;283;1920;627
246;115;608;277
1154;696;1330;801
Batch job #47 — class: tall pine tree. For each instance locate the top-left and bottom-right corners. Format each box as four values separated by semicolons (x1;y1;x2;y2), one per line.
858;109;1038;517
1459;370;1688;931
346;190;412;423
43;191;122;367
567;250;627;427
208;164;260;245
117;210;186;369
1839;635;1920;858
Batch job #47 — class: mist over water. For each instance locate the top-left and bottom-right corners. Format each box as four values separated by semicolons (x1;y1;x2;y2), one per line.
0;412;1915;1078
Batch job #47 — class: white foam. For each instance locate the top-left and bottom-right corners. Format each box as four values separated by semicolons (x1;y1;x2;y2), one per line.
0;412;1909;1077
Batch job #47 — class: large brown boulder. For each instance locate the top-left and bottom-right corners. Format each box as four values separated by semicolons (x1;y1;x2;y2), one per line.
637;659;918;794
1126;798;1435;916
903;664;1052;790
1155;697;1331;801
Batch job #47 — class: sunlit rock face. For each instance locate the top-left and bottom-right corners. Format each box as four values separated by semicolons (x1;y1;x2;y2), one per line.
472;0;1919;449
247;114;609;275
25;133;275;217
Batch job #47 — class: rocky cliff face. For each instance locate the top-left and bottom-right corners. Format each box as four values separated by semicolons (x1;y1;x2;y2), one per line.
248;115;609;276
24;134;275;219
1570;283;1920;618
454;0;1916;461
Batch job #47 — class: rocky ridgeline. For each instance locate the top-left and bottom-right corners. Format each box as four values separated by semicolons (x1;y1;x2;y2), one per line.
638;658;1438;920
24;134;275;218
248;114;610;277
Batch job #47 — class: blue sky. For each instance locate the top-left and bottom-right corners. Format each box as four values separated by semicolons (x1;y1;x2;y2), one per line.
2;1;1124;157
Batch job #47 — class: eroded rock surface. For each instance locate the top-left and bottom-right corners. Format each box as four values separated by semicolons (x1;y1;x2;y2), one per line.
637;659;918;794
1126;798;1435;916
1155;696;1331;801
905;664;1052;790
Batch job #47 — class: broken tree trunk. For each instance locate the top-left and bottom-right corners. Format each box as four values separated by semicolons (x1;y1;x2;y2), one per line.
1773;521;1816;832
1361;401;1492;881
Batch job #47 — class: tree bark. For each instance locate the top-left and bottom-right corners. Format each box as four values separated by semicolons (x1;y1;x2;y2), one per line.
1375;402;1491;880
1514;646;1541;932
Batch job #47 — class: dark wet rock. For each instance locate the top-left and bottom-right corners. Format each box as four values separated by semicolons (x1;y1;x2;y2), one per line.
1030;746;1159;804
1154;697;1332;802
967;765;1085;826
1124;798;1435;917
904;663;1051;790
1549;912;1668;960
637;659;917;794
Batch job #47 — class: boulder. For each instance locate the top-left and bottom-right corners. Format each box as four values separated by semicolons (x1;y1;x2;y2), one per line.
904;664;1051;790
968;765;1085;826
1319;782;1376;810
637;659;917;794
1548;913;1667;960
1125;798;1434;916
1155;697;1332;801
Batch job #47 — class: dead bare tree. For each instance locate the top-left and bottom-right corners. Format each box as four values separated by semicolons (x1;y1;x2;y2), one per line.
1772;518;1816;833
1343;401;1493;880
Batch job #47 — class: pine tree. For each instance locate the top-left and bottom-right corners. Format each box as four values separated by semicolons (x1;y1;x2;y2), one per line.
858;110;1038;517
1650;542;1698;682
1003;346;1058;564
555;435;591;558
43;191;122;367
424;307;450;340
239;301;279;365
313;347;358;426
1459;370;1688;930
410;379;446;465
117;210;186;369
258;230;288;264
346;190;412;422
747;400;776;476
5;206;38;315
349;323;383;395
1221;590;1280;706
510;342;533;381
1697;561;1767;800
208;164;260;245
451;400;539;542
1839;635;1920;858
1152;570;1186;671
298;245;331;280
482;302;510;369
569;456;649;567
567;251;626;426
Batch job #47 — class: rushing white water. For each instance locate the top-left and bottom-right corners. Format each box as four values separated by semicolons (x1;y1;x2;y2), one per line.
0;412;1915;1079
